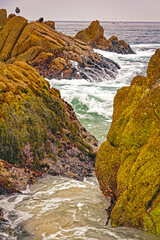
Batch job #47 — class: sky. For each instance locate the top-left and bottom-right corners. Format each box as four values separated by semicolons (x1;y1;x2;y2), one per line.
1;0;160;22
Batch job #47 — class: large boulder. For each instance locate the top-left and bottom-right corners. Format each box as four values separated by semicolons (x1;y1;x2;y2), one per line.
95;49;160;235
75;20;135;54
0;16;28;61
0;9;7;31
0;61;98;193
75;20;104;42
0;10;120;81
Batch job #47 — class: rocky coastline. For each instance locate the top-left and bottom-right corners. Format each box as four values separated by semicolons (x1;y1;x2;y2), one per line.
0;9;125;198
0;9;120;82
1;8;159;238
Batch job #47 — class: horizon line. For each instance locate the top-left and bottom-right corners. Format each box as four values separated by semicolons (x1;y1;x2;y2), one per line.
29;19;160;23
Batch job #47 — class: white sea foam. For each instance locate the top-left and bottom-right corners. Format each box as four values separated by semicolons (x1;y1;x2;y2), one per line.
47;43;157;144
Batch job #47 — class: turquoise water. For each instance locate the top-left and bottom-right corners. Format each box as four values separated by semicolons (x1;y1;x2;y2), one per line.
49;43;160;143
49;21;160;143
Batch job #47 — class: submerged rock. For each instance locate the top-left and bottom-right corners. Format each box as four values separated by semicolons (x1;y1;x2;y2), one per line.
0;10;119;82
75;20;135;54
95;49;160;235
0;60;98;194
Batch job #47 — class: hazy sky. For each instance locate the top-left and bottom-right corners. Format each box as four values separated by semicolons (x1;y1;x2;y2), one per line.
1;0;160;22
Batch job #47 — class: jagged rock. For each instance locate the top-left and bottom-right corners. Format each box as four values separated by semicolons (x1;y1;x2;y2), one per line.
44;20;55;29
0;159;40;194
75;20;135;54
0;61;98;193
0;10;119;81
95;49;160;235
75;20;104;42
8;13;16;19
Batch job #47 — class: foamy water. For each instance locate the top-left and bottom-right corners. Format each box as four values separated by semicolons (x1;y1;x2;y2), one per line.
48;43;160;143
0;176;159;240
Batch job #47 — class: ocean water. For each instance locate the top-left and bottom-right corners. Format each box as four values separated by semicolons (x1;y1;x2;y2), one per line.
49;21;160;143
1;22;160;240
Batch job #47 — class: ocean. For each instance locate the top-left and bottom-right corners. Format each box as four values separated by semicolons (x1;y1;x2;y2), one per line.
50;21;160;143
0;22;160;240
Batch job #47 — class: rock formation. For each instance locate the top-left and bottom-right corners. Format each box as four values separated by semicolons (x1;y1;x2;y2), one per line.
0;9;7;31
95;49;160;235
0;12;120;81
0;60;98;195
75;20;135;54
0;159;41;194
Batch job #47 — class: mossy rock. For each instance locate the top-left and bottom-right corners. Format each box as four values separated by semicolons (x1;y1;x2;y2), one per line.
0;61;97;175
95;49;160;235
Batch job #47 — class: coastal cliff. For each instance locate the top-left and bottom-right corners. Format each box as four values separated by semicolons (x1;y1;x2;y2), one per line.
75;20;135;54
0;10;119;82
95;49;160;235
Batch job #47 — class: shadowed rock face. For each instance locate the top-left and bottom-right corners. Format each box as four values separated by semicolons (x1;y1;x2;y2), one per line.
0;13;120;81
0;61;98;194
75;20;135;54
95;49;160;235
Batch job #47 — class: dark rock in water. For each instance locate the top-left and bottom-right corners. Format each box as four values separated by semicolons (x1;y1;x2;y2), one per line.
75;55;120;82
0;60;98;194
107;35;135;54
95;49;160;236
0;10;119;81
75;20;135;54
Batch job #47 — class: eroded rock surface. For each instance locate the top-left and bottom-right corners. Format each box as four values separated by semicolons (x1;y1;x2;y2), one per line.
75;20;135;54
95;49;160;235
